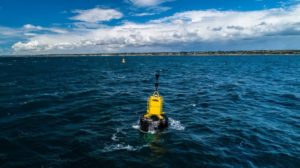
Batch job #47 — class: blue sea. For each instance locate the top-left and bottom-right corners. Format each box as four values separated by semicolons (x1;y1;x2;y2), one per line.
0;56;299;168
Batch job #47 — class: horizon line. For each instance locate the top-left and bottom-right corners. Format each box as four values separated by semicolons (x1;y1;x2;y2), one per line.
2;49;300;57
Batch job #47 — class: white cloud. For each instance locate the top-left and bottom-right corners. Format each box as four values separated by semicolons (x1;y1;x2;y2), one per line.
12;5;300;54
71;8;123;23
0;24;68;54
23;24;67;34
132;6;170;16
0;26;22;37
23;24;43;30
128;0;171;16
131;6;171;17
129;0;170;7
133;12;157;17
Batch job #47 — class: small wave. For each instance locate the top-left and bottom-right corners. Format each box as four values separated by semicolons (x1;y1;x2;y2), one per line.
102;144;147;152
280;93;299;101
0;81;16;87
191;103;196;107
111;128;126;142
78;129;99;135
0;62;12;66
63;89;97;98
132;124;140;130
111;134;118;141
116;75;126;79
169;118;185;131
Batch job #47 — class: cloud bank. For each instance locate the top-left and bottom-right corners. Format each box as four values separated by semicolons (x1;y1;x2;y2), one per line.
12;5;300;54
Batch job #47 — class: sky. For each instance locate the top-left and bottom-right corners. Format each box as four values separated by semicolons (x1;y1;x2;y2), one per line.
1;0;300;55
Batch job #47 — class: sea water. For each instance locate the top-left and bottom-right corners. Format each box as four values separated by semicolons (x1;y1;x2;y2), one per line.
0;56;299;167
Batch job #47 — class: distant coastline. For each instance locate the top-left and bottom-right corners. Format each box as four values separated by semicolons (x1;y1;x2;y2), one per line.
2;50;300;57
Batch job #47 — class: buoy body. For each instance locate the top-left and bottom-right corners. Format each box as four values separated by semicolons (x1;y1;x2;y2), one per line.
145;92;164;119
140;91;168;132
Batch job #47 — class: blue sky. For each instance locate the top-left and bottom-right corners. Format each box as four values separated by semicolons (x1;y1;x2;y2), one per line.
0;0;300;54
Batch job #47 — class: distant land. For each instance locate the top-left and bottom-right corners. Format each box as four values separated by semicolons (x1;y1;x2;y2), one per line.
3;50;300;57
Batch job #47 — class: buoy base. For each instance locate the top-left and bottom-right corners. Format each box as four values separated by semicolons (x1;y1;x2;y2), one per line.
139;115;168;133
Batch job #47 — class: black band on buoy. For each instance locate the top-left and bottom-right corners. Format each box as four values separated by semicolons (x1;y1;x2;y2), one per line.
140;115;169;132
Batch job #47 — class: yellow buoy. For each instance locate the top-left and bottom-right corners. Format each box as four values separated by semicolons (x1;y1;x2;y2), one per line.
139;72;168;133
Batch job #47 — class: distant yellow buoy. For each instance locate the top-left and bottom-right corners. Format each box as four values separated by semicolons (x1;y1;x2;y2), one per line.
122;57;126;63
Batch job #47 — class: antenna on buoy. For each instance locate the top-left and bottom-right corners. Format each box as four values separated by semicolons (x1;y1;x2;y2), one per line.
155;71;159;92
